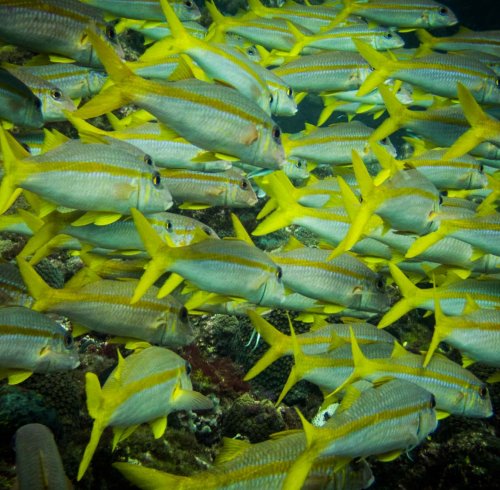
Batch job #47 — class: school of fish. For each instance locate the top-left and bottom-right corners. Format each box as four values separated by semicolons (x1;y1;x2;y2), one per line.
0;0;498;488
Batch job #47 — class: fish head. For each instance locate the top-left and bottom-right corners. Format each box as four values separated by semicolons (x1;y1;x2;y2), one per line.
227;170;259;207
270;86;298;117
254;264;286;307
416;393;438;439
482;76;500;105
174;0;202;21
157;305;194;348
374;29;405;51
426;4;458;28
283;158;309;180
254;122;286;169
37;328;80;372
87;70;108;97
461;382;493;418
353;274;391;313
137;158;174;213
461;164;489;190
41;86;77;122
86;23;125;68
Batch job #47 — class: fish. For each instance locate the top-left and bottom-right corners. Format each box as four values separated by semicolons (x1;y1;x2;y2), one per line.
77;345;213;480
283;378;438;490
130;208;285;307
73;27;285;168
17;258;194;347
424;296;500;369
355;41;500;104
378;264;500;328
330;328;492;418
0;67;43;128
0;127;173;218
0;0;123;67
14;423;71;490
0;305;79;385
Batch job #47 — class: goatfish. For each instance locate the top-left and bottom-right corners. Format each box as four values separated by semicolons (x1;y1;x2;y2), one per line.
19;210;218;264
0;0;123;67
0;127;173;218
17;258;194;348
159;167;257;209
73;27;285;168
14;424;72;490
10;60;107;99
424;297;500;369
0;262;34;307
368;84;500;161
283;378;438;490
416;28;500;58
130;209;285;307
324;0;458;29
444;83;500;160
378;264;500;329
330;328;492;418
244;310;396;381
0;67;43;128
355;41;500;104
270;245;389;313
2;66;76;122
283;120;396;166
0;305;79;385
329;150;440;259
77;346;213;480
114;432;374;490
79;0;201;21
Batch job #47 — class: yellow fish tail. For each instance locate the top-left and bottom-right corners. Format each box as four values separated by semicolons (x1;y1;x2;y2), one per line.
77;421;105;481
354;40;393;96
114;463;190;490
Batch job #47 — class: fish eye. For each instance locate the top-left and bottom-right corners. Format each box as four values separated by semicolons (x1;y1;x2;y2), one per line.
496;78;500;88
34;97;42;109
202;225;214;236
269;93;274;104
184;0;194;8
63;332;74;349
185;360;192;375
239;178;249;190
479;164;484;173
438;6;449;15
286;87;293;97
179;306;188;321
430;394;436;408
272;126;281;142
165;219;173;231
376;277;385;290
106;25;116;40
276;266;283;280
144;154;153;166
296;160;304;168
384;32;393;39
51;89;62;100
479;385;488;399
381;137;389;145
247;47;256;56
438;194;443;205
152;171;161;187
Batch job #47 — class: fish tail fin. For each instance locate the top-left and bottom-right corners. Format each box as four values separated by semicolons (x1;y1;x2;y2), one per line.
253;171;301;235
77;421;105;481
444;83;493;160
16;257;53;303
368;84;408;144
74;28;134;119
130;208;172;303
0;127;27;214
287;21;309;56
244;311;290;380
423;297;446;367
405;229;444;258
415;29;434;48
248;0;269;16
159;0;189;40
378;264;418;328
354;40;393;96
66;112;109;141
114;463;190;490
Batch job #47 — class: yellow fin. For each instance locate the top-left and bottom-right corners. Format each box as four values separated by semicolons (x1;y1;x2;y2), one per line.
149;417;167;439
215;437;251;465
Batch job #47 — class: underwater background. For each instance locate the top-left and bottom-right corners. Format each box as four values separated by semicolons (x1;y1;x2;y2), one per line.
0;0;499;489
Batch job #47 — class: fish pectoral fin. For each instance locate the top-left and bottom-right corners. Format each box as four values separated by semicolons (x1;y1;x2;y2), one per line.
149;417;167;439
7;369;33;385
242;126;259;146
112;425;139;450
375;449;403;462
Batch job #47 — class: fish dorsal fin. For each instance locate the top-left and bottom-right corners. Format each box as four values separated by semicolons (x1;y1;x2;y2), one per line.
351;150;373;198
462;293;480;315
215;438;251;465
390;341;408;358
230;213;254;245
282;235;304;251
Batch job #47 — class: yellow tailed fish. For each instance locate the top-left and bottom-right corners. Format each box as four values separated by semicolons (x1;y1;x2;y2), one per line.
0;0;123;68
73;27;285;168
77;346;213;480
355;40;500;104
0;305;79;385
0;126;173;218
283;378;438;490
130;208;285;307
378;264;500;328
330;327;492;418
424;296;500;369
